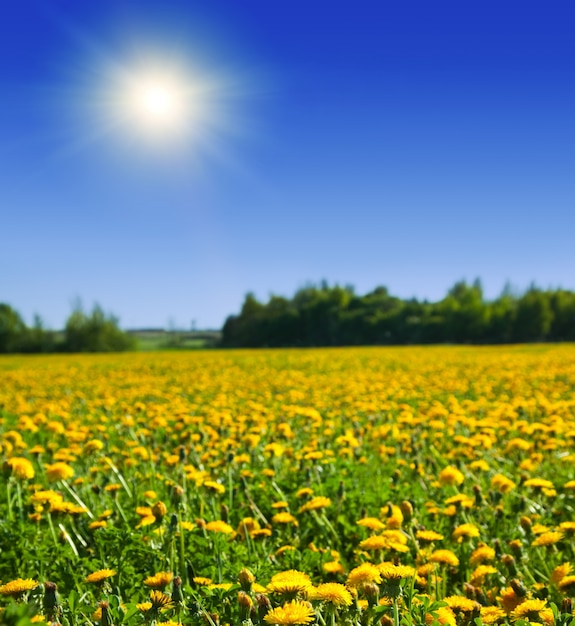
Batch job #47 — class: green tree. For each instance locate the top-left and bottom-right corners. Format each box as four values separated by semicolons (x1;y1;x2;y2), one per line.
63;304;135;352
0;303;27;353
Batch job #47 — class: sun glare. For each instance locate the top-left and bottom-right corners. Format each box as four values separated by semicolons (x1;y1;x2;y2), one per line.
127;74;189;133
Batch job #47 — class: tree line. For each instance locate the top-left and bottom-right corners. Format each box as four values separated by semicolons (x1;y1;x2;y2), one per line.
222;280;575;347
0;303;135;353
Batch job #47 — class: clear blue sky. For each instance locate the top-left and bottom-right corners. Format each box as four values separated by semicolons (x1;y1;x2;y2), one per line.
2;0;574;330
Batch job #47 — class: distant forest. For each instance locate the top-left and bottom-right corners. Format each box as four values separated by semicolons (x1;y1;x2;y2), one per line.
0;303;135;353
222;281;575;347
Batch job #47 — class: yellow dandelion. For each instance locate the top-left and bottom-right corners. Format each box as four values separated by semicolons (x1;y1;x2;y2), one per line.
205;520;234;535
204;480;225;494
491;473;517;494
429;550;459;567
149;590;174;611
264;600;315;625
470;544;496;564
532;531;563;547
523;478;555;490
511;599;553;624
480;606;506;624
357;517;386;531
551;563;573;584
559;522;575;535
416;529;444;542
310;583;352;606
85;569;116;584
558;576;575;594
295;488;314;498
438;466;464;486
45;462;74;482
144;572;173;589
378;564;415;580
445;595;480;613
0;578;39;597
452;523;480;541
426;606;456;626
272;501;289;509
6;457;35;480
88;520;108;530
323;561;345;575
359;535;391;551
267;570;312;596
346;563;382;587
469;565;498;585
273;512;299;526
298;496;331;514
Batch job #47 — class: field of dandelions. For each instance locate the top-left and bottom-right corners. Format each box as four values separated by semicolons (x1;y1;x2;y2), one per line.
2;345;575;626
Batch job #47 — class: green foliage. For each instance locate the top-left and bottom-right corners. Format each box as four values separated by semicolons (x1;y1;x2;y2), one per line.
63;304;136;353
222;280;575;347
0;302;134;353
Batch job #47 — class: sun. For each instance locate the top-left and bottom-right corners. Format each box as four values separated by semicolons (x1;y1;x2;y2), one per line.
126;74;189;133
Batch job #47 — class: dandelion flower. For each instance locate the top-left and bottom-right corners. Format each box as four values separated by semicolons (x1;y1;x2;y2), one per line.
452;523;480;541
311;583;352;606
416;530;444;542
480;607;506;624
357;517;386;531
532;531;563;547
298;497;331;514
149;590;174;611
511;599;553;624
273;512;299;526
85;569;116;584
429;550;460;567
205;520;234;535
470;545;495;564
45;462;74;482
551;563;573;584
264;600;315;625
267;570;312;596
0;578;39;597
144;572;173;589
6;457;35;480
438;466;464;486
346;563;382;587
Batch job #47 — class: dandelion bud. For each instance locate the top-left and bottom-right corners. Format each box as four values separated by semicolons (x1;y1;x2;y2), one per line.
464;583;476;599
256;593;272;620
391;470;401;485
381;615;394;626
510;578;527;598
508;539;522;558
561;598;573;615
501;554;517;576
220;503;229;523
399;500;413;522
238;591;253;609
152;501;167;520
337;480;345;500
169;514;178;531
238;567;255;592
99;601;113;626
204;612;219;626
43;582;59;620
172;576;183;605
473;485;483;506
519;516;532;532
363;582;380;605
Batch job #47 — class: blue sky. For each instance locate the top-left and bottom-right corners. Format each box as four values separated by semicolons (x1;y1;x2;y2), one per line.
2;0;574;329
